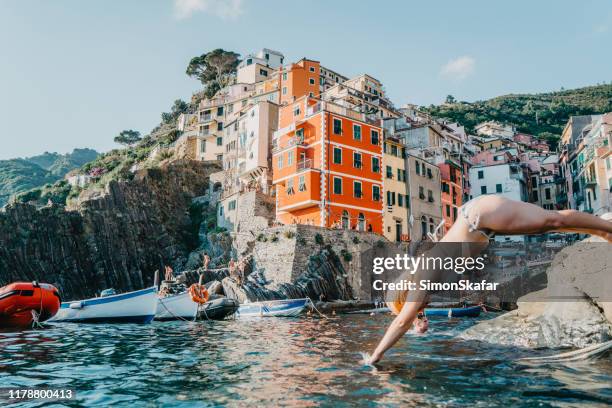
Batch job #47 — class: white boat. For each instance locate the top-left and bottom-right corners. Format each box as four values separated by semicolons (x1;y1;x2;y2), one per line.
156;292;198;321
237;298;309;318
49;287;158;324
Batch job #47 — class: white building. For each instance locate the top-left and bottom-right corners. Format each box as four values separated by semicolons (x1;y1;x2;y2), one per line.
475;121;516;140
238;48;284;70
469;163;528;242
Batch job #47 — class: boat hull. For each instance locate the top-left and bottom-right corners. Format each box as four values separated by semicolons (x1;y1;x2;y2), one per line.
237;298;309;318
197;298;239;321
156;292;198;321
424;305;482;318
0;282;61;329
49;287;158;324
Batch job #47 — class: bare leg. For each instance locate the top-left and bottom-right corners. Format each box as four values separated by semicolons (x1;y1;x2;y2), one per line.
474;196;612;242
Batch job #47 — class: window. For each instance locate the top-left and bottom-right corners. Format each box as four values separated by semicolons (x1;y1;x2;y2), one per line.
216;137;223;146
532;190;539;201
371;129;379;145
481;186;487;194
446;204;451;217
333;177;342;194
287;151;294;166
478;170;484;179
282;87;287;95
353;152;362;168
200;140;206;153
286;178;295;195
309;78;315;85
453;207;457;221
398;194;404;207
358;213;365;231
419;186;425;199
354;181;362;198
428;190;434;202
333;118;342;134
298;175;306;191
282;72;287;80
246;58;252;65
309;66;315;73
442;182;449;193
391;145;398;156
496;183;502;193
416;161;420;174
219;205;224;216
405;194;410;208
259;69;268;77
216;154;223;161
372;185;380;201
427;168;432;179
353;124;361;140
228;200;236;211
545;188;551;200
277;155;283;169
386;165;393;178
293;105;300;116
333;147;342;164
372;157;380;173
217;122;223;131
217;106;224;116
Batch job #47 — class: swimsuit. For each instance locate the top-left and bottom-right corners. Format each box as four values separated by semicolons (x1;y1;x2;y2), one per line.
459;196;495;240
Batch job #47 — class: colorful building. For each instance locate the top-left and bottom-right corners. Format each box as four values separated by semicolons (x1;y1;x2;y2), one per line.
272;96;383;233
382;137;410;242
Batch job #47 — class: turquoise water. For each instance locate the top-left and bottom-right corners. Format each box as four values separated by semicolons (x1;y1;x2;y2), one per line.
1;314;610;407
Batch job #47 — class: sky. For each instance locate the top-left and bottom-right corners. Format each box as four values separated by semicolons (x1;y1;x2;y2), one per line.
0;0;611;159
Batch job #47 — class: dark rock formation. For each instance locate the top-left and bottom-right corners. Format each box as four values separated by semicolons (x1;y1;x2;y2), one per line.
0;160;220;300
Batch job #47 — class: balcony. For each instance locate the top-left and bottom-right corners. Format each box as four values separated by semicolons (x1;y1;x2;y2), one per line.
199;114;215;123
584;175;597;187
297;159;314;172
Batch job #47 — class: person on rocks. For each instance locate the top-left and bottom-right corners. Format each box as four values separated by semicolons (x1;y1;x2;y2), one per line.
228;258;237;280
367;195;612;365
202;253;211;271
164;265;174;282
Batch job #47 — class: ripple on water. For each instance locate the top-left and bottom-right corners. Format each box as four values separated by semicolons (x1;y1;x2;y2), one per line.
0;315;610;407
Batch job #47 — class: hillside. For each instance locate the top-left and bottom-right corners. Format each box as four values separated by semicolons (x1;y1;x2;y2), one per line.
423;84;612;146
0;148;98;207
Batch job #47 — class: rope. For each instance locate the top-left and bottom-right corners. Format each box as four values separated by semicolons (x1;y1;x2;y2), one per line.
158;297;193;322
307;297;329;319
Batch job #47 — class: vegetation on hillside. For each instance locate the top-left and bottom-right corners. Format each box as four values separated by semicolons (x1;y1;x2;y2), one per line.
423;84;612;148
186;48;241;98
0;149;98;207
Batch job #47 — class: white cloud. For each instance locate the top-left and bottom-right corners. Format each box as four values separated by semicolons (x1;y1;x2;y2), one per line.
173;0;244;20
594;24;608;34
440;56;475;81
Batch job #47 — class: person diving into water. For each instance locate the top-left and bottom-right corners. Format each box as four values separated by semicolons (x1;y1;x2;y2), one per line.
367;195;612;365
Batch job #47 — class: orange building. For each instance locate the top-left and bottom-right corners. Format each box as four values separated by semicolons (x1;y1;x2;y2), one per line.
272;58;383;233
438;161;463;233
272;97;383;233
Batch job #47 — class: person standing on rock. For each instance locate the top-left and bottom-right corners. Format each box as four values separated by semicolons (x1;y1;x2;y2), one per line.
367;195;612;365
164;265;173;282
203;253;210;271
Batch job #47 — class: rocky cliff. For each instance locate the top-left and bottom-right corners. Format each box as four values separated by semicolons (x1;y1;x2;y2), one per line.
0;160;220;300
462;239;612;348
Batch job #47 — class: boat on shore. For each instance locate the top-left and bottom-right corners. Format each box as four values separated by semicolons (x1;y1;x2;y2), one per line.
49;286;158;324
197;297;239;320
424;305;482;318
0;282;61;328
156;291;198;321
237;298;309;318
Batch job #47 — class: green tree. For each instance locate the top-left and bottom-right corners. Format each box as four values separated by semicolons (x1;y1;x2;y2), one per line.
186;49;241;98
445;95;456;104
114;129;141;147
161;99;189;124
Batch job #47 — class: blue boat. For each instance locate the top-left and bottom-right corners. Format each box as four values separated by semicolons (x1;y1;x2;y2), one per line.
237;298;309;318
49;287;158;324
424;305;482;318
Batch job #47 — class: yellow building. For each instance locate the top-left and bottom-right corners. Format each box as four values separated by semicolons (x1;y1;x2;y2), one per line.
382;137;410;242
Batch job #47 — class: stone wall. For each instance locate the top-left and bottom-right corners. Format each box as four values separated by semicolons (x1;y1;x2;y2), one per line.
0;160;221;300
239;224;397;301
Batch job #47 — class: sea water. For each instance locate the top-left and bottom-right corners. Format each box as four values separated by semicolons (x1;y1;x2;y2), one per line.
0;314;610;407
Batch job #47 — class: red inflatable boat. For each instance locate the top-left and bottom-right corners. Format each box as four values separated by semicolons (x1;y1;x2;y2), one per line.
0;282;61;328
